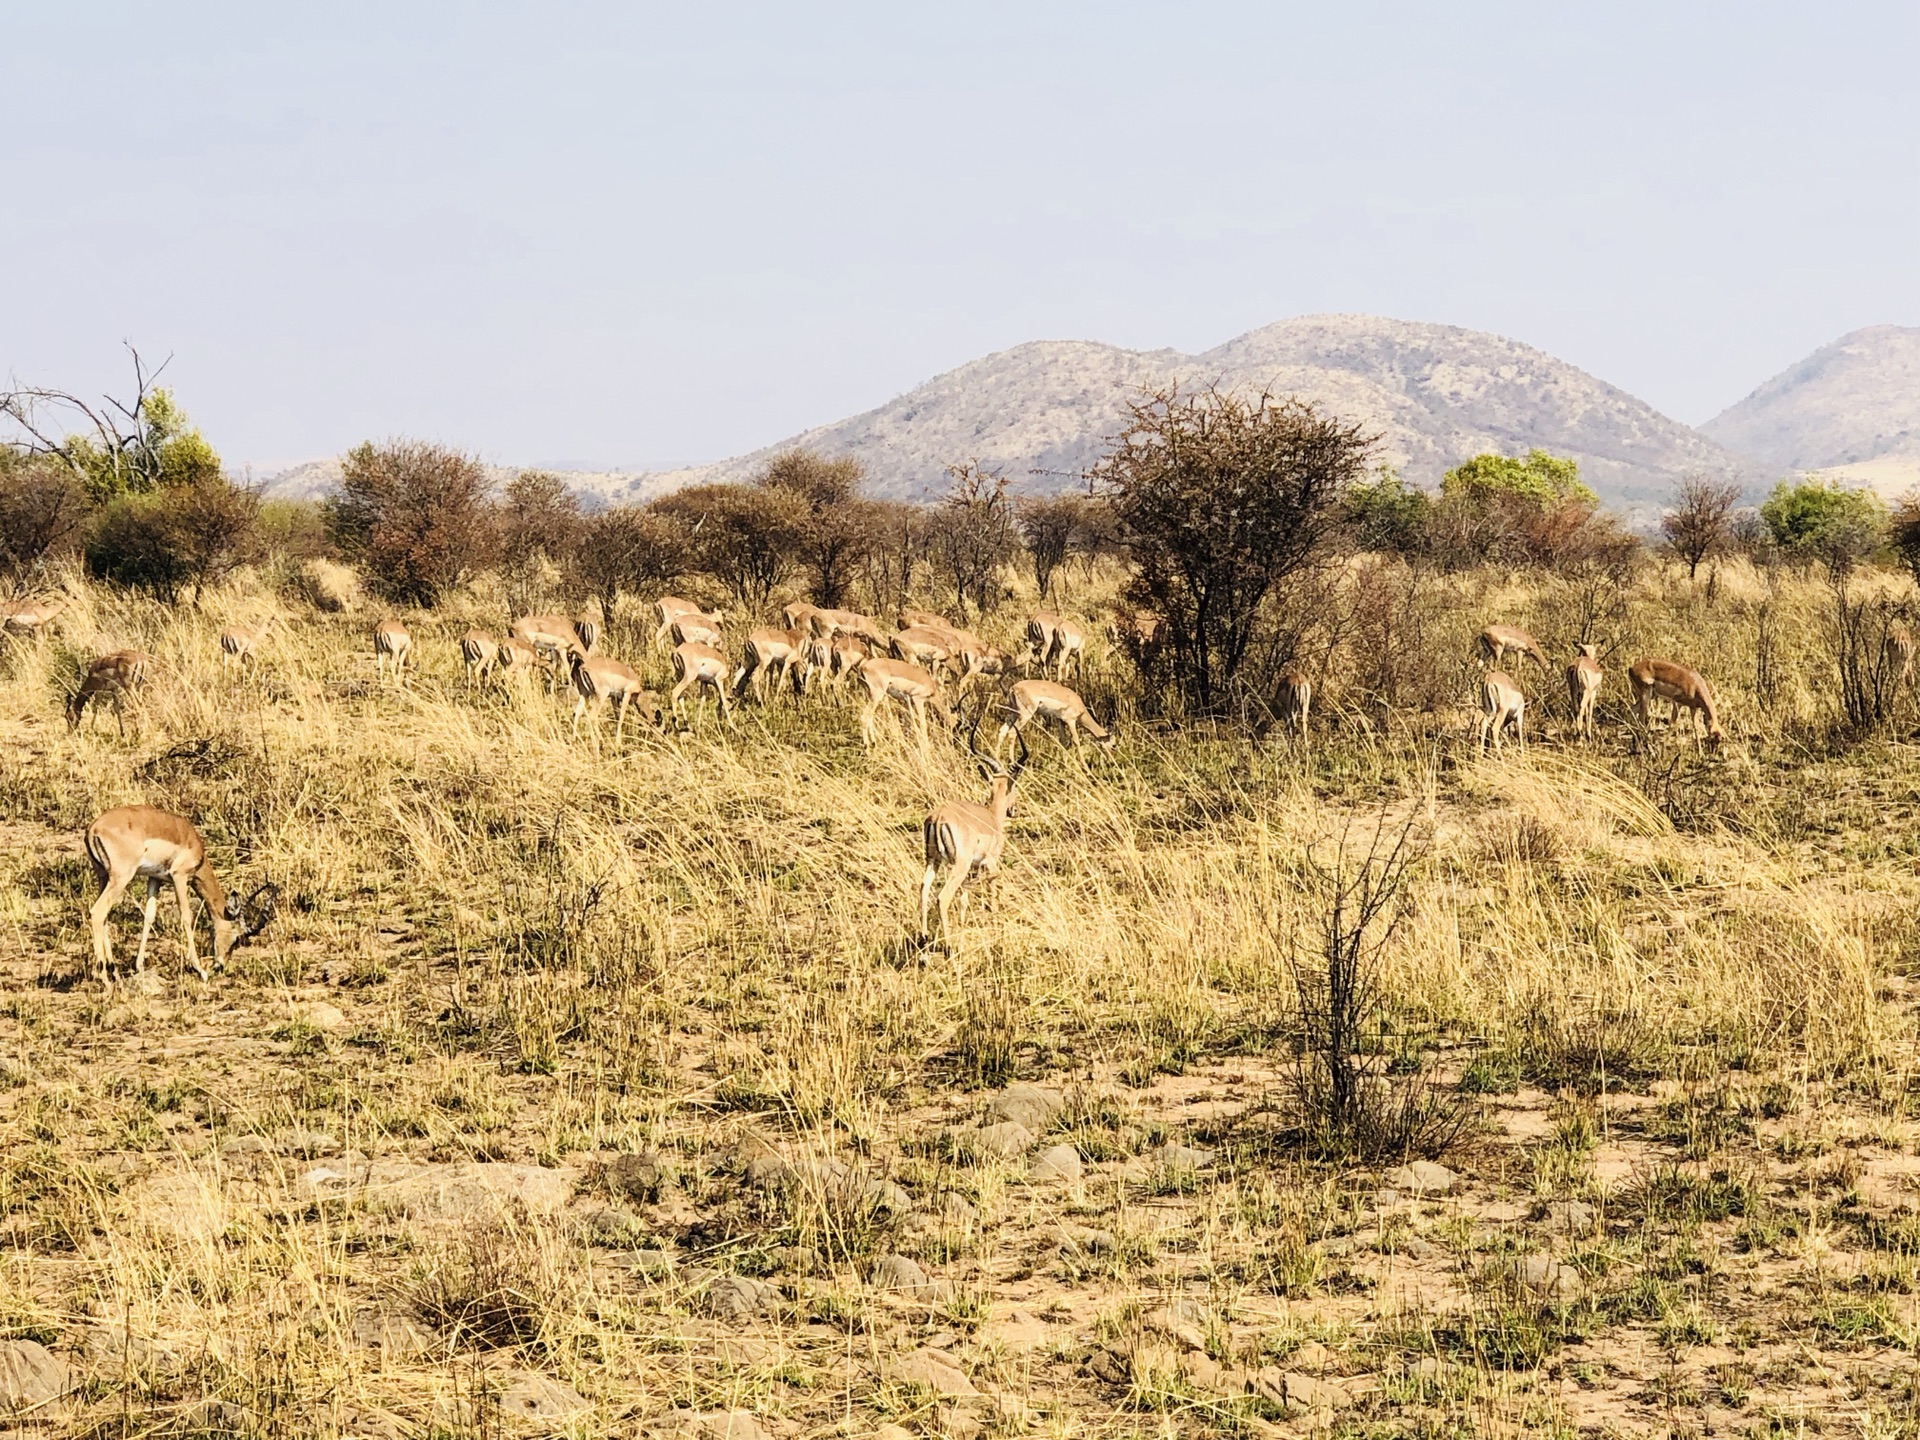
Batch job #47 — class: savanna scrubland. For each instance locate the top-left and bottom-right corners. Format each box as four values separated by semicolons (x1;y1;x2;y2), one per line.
4;393;1920;1439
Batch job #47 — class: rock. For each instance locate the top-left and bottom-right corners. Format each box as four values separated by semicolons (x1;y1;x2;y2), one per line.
873;1428;915;1440
1383;1161;1457;1195
125;969;166;998
890;1347;977;1397
730;1133;791;1187
1062;1227;1116;1257
989;1083;1067;1132
1028;1144;1083;1184
605;1151;669;1202
1144;1304;1207;1353
220;1134;272;1157
1513;1253;1580;1301
495;1371;591;1424
186;1400;248;1431
701;1274;781;1319
299;1000;348;1031
1153;1142;1216;1169
1178;1349;1224;1389
767;1245;818;1275
279;1128;341;1158
83;1325;178;1372
1086;1347;1130;1385
862;1178;914;1216
657;1409;774;1440
620;1248;677;1280
1284;1371;1354;1411
1545;1199;1598;1236
966;1122;1035;1160
0;1339;69;1415
939;1192;978;1223
351;1311;436;1357
306;1161;576;1221
1290;1340;1334;1372
1118;1156;1155;1183
582;1205;646;1247
868;1253;935;1296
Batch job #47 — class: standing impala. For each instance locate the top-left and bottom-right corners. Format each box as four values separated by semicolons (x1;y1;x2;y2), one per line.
219;615;275;670
1478;625;1549;671
1275;671;1312;740
1627;658;1723;748
670;641;734;721
733;626;808;703
856;658;954;747
653;596;712;648
570;651;653;745
1477;671;1526;753
668;611;726;649
84;805;277;987
373;619;413;685
67;651;153;737
1;597;65;637
1566;645;1603;739
996;679;1113;754
460;629;501;687
510;613;590;684
920;731;1028;940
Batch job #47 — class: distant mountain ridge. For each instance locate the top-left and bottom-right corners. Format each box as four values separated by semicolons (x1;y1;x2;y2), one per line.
259;313;1915;512
1701;325;1920;497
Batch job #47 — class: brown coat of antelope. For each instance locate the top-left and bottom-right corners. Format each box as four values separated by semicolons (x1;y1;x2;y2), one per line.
460;630;500;686
1477;671;1525;753
732;626;809;703
997;679;1112;755
1;598;65;637
373;619;413;685
856;658;954;747
570;652;653;745
1478;625;1549;670
1275;670;1312;739
920;732;1027;940
219;615;275;669
653;596;716;649
67;650;153;737
1627;658;1723;748
83;805;277;987
1566;645;1603;739
670;641;734;721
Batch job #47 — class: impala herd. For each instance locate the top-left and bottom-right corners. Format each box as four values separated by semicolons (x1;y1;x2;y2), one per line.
18;582;1744;985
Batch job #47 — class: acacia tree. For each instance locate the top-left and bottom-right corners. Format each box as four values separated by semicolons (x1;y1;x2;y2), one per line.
1;347;220;501
1662;475;1741;578
324;441;494;606
928;462;1019;619
652;482;807;611
1096;387;1372;716
757;449;880;608
0;450;90;580
575;505;687;636
1016;493;1091;601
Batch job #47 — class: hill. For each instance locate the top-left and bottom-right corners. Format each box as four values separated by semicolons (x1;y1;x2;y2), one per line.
646;314;1750;506
1700;325;1920;496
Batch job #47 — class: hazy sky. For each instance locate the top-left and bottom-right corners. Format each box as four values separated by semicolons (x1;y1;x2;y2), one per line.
5;2;1915;474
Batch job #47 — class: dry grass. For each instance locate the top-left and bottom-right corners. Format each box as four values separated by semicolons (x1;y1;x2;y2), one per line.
1;556;1919;1435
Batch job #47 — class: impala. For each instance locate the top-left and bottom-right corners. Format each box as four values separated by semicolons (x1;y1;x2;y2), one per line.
653;596;714;648
1566;644;1603;739
1276;671;1312;739
919;731;1028;940
733;625;808;703
825;635;871;695
997;678;1113;754
219;615;275;669
1889;619;1915;687
84;805;277;987
808;607;886;646
1477;671;1526;753
670;641;734;720
460;630;501;687
856;658;954;747
784;600;820;633
1022;612;1086;679
497;635;547;682
1;597;65;637
373;619;413;685
1627;658;1723;748
668;611;726;649
570;652;653;745
66;650;153;737
573;613;602;655
899;607;951;632
1478;625;1549;671
889;625;957;674
510;613;591;680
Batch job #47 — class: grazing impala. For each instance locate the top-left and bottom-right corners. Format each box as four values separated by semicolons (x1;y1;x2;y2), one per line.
1477;671;1526;753
373;619;413;685
1478;625;1549;671
573;613;602;656
808;607;886;646
510;613;590;682
668;611;726;649
497;636;547;683
84;805;277;987
1022;611;1086;679
653;596;716;648
733;626;808;703
1566;645;1603;739
460;629;501;687
670;641;734;721
856;658;954;747
996;679;1113;754
1276;671;1312;739
66;651;153;737
920;731;1028;940
1;597;65;637
890;625;958;674
570;652;653;745
1627;658;1723;748
784;600;820;632
219;615;275;670
899;607;951;632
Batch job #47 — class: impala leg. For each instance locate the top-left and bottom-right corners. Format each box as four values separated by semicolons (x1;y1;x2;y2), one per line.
919;863;939;937
134;878;161;974
613;694;628;745
174;871;207;980
90;868;130;987
937;866;969;938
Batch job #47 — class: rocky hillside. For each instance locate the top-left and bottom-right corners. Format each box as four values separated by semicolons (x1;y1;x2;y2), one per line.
639;315;1750;507
1701;325;1920;496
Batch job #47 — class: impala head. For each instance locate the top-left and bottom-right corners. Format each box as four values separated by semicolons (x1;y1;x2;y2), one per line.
1575;643;1598;661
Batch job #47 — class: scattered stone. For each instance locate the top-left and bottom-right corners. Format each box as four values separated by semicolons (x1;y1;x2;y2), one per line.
186;1400;248;1431
220;1133;272;1157
299;1000;348;1031
1544;1199;1598;1236
1383;1161;1457;1195
868;1253;935;1296
730;1133;791;1187
890;1347;977;1397
1249;1367;1354;1413
279;1128;341;1158
351;1311;436;1357
1028;1144;1083;1184
621;1248;677;1281
939;1192;978;1223
0;1339;69;1415
989;1083;1067;1132
767;1245;818;1275
1061;1227;1116;1257
1178;1349;1223;1389
1144;1304;1207;1354
862;1178;914;1216
125;970;166;998
1290;1340;1334;1372
605;1151;670;1202
1086;1347;1130;1385
700;1273;782;1319
656;1411;774;1440
582;1205;646;1247
967;1121;1035;1160
1117;1156;1155;1184
1153;1142;1216;1169
83;1325;178;1373
873;1427;915;1440
1513;1253;1580;1301
495;1372;591;1425
304;1160;576;1221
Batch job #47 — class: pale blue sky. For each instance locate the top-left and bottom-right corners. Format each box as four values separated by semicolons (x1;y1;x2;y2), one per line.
4;2;1915;474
